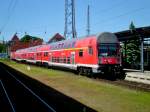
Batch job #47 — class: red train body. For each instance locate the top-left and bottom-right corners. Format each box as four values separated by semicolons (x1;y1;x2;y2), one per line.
11;32;125;79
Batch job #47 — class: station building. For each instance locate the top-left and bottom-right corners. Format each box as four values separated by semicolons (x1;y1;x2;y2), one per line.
9;34;43;52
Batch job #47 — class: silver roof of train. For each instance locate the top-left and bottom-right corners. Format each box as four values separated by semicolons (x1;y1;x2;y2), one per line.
96;32;118;43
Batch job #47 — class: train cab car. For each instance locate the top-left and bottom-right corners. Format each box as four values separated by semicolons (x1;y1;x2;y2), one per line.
96;32;123;78
74;32;123;78
46;32;124;79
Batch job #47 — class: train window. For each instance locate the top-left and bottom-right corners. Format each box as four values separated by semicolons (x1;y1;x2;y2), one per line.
52;57;54;62
54;57;56;62
54;57;55;62
56;57;59;63
59;58;63;63
52;57;55;62
79;49;83;57
44;52;48;57
98;44;118;57
67;57;70;64
88;46;93;55
63;57;66;63
40;53;42;56
54;57;57;62
61;57;64;63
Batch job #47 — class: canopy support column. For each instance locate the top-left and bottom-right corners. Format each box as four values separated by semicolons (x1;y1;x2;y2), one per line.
140;36;144;73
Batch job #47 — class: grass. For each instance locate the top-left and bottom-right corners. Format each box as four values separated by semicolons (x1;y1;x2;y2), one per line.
1;59;150;112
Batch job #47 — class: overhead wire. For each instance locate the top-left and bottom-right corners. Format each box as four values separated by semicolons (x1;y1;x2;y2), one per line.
8;0;15;13
78;0;129;35
0;0;18;34
77;5;146;35
93;7;145;26
95;0;127;14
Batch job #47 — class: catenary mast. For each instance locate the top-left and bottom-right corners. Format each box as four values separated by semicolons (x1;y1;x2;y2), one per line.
64;0;77;39
87;5;90;36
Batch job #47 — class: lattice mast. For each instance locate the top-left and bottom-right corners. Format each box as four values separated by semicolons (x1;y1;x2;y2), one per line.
64;0;77;39
86;5;90;36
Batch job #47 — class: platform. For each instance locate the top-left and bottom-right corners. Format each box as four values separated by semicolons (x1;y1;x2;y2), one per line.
125;69;150;85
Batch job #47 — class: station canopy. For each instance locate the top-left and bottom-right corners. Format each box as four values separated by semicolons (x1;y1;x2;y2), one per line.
114;26;150;41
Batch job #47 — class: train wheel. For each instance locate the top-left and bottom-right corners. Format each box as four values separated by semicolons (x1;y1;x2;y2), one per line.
78;67;83;75
45;63;49;69
87;68;93;78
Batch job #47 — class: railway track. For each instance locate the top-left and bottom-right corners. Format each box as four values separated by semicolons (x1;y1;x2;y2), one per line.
114;80;150;92
97;78;150;92
0;80;15;112
0;63;96;112
0;64;56;112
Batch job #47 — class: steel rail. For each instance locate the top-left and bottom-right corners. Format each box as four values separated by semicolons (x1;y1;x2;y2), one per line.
0;66;56;112
0;80;16;112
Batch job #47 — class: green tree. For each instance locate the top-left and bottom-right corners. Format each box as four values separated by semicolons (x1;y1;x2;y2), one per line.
20;35;43;42
129;21;135;31
122;21;140;68
20;35;31;42
0;43;6;53
125;40;140;65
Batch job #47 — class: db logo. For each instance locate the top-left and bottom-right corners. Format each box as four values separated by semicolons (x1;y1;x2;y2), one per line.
104;59;112;63
108;59;112;63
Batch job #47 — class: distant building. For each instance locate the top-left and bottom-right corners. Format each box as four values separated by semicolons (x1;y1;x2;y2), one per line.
48;33;65;44
11;34;19;42
9;34;20;52
9;33;64;52
9;33;43;52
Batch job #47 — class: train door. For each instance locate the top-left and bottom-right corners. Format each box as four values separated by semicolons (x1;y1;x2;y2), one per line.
71;52;75;64
49;53;52;62
34;53;36;60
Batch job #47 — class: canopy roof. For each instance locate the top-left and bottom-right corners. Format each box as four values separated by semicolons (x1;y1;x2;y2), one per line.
115;26;150;41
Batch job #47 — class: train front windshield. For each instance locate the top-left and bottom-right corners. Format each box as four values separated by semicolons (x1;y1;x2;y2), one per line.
98;43;119;57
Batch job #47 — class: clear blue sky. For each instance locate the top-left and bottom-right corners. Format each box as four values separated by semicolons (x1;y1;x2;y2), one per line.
0;0;150;41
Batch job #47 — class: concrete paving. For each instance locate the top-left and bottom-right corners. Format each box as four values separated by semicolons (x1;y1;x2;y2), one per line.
125;69;150;85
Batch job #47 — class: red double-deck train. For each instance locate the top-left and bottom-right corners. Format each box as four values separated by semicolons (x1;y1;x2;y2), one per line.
11;32;125;79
